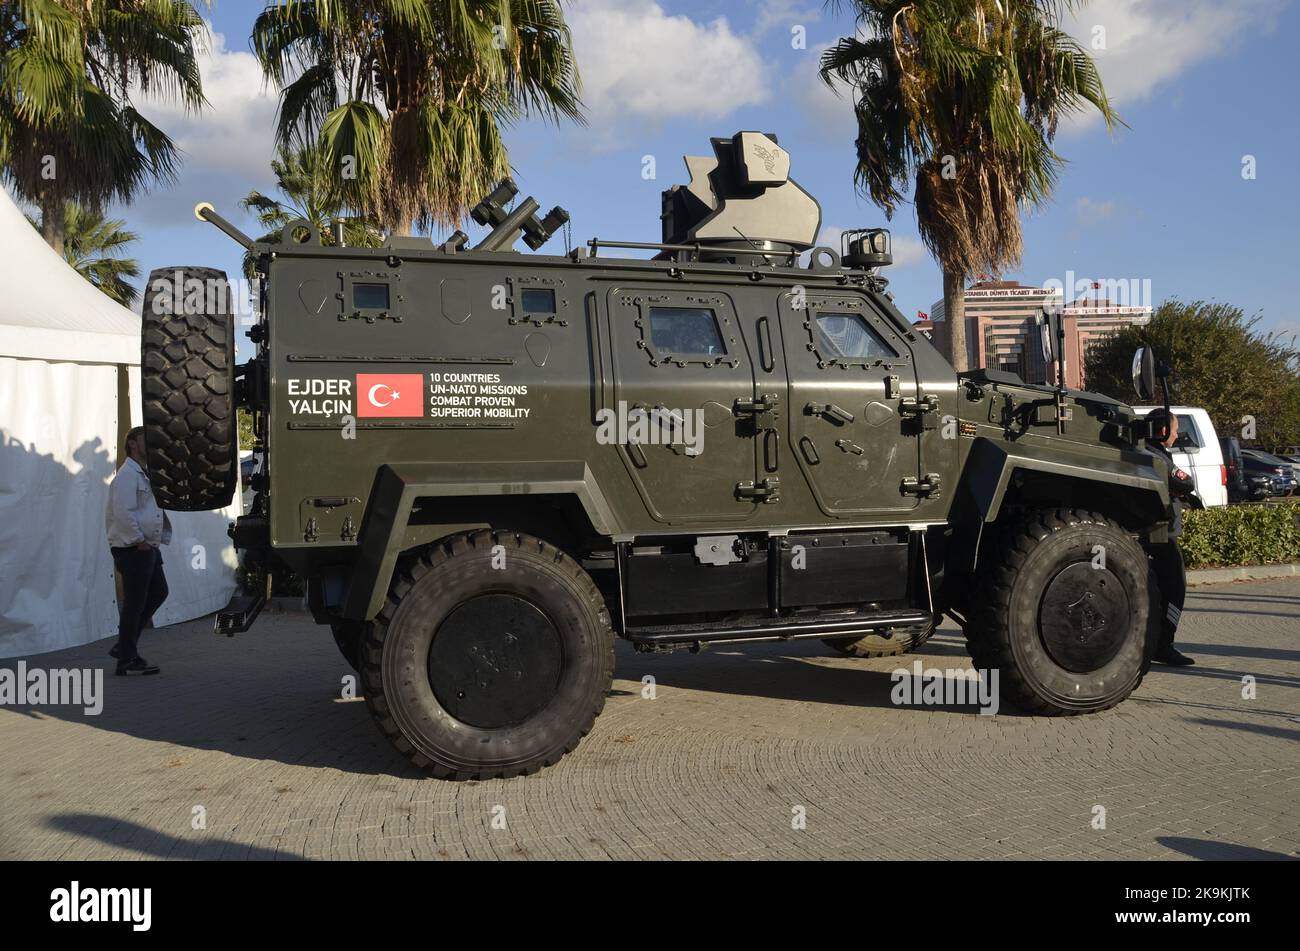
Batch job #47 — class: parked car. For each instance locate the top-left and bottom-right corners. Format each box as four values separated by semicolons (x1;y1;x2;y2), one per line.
1134;406;1228;506
1220;435;1250;502
1241;449;1298;497
1270;448;1300;485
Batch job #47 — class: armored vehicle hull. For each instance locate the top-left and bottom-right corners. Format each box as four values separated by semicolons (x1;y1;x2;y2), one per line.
143;136;1188;777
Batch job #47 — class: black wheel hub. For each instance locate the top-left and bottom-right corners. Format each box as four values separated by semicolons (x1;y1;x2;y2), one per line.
428;595;562;729
1038;562;1131;673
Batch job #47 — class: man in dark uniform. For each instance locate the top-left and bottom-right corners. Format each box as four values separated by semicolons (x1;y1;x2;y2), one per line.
1147;411;1194;666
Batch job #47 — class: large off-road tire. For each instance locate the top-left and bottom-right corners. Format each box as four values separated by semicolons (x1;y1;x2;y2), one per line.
822;620;937;658
140;266;237;511
361;531;615;779
965;508;1157;715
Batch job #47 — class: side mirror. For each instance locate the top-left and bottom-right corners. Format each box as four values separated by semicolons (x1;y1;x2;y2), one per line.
1131;346;1156;402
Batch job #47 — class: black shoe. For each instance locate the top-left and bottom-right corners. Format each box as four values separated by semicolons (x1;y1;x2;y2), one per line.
116;657;160;676
108;644;121;659
1153;647;1195;666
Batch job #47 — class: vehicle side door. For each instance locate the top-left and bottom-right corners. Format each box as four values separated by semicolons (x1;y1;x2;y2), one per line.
605;287;760;522
776;288;923;518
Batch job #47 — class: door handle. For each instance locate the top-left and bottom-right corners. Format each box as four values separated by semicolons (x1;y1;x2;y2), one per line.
757;316;775;372
806;402;855;425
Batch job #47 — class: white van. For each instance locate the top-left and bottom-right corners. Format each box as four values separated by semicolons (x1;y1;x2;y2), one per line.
1134;406;1227;507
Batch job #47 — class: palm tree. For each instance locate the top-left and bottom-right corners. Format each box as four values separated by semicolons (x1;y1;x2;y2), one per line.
0;1;208;255
252;0;583;234
821;0;1120;370
240;145;383;278
29;200;141;305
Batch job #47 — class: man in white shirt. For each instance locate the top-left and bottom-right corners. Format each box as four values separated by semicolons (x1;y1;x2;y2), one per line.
106;427;170;675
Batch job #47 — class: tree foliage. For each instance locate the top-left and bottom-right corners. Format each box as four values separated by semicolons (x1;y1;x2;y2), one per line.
237;407;254;450
239;144;382;277
820;0;1120;369
0;0;208;251
251;0;583;233
1083;299;1300;449
28;200;141;305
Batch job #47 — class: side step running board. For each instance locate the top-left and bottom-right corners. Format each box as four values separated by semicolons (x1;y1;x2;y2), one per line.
626;608;931;650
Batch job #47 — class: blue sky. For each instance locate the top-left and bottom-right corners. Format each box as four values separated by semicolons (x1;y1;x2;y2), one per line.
92;0;1300;359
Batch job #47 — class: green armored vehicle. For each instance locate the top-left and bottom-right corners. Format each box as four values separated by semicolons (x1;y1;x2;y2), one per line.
140;132;1190;778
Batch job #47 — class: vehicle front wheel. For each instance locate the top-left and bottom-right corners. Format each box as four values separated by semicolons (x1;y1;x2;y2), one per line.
965;509;1157;715
360;531;614;779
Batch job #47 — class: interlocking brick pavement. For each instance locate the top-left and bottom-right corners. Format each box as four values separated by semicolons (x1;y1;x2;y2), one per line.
1;579;1297;860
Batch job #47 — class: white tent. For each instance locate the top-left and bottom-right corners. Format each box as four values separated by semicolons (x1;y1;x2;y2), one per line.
0;184;240;658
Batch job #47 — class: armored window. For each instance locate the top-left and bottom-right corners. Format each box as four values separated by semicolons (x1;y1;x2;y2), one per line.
521;288;555;314
648;307;727;357
352;283;390;311
815;313;896;360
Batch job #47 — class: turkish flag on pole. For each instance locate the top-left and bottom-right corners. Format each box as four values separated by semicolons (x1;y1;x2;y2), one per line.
357;373;425;417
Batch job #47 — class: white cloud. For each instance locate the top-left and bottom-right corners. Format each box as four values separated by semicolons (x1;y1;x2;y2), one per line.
1063;0;1286;119
891;234;926;268
1074;196;1117;226
127;26;279;225
126;6;778;216
793;42;860;145
568;0;768;127
752;0;823;39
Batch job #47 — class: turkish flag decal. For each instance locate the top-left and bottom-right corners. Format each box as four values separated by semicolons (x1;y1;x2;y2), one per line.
357;373;424;418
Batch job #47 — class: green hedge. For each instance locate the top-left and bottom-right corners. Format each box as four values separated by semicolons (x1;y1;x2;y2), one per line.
1180;501;1300;569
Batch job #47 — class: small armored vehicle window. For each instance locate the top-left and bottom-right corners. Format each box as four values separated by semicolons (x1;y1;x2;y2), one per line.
353;283;390;310
521;288;556;313
816;312;896;360
649;306;727;357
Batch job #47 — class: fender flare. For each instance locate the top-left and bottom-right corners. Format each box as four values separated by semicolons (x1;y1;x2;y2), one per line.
341;461;618;620
963;437;1171;524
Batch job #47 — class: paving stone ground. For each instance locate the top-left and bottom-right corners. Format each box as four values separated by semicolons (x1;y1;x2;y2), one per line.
1;579;1297;860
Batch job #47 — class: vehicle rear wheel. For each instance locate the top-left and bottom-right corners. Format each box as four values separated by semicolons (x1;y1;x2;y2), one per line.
360;530;614;779
139;266;237;511
822;620;936;658
964;508;1157;715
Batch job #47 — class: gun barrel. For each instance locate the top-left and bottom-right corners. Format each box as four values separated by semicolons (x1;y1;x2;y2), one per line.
194;202;255;250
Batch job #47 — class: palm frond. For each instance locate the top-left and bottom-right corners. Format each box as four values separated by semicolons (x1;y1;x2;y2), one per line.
822;0;1121;278
1;0;208;221
253;0;584;230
